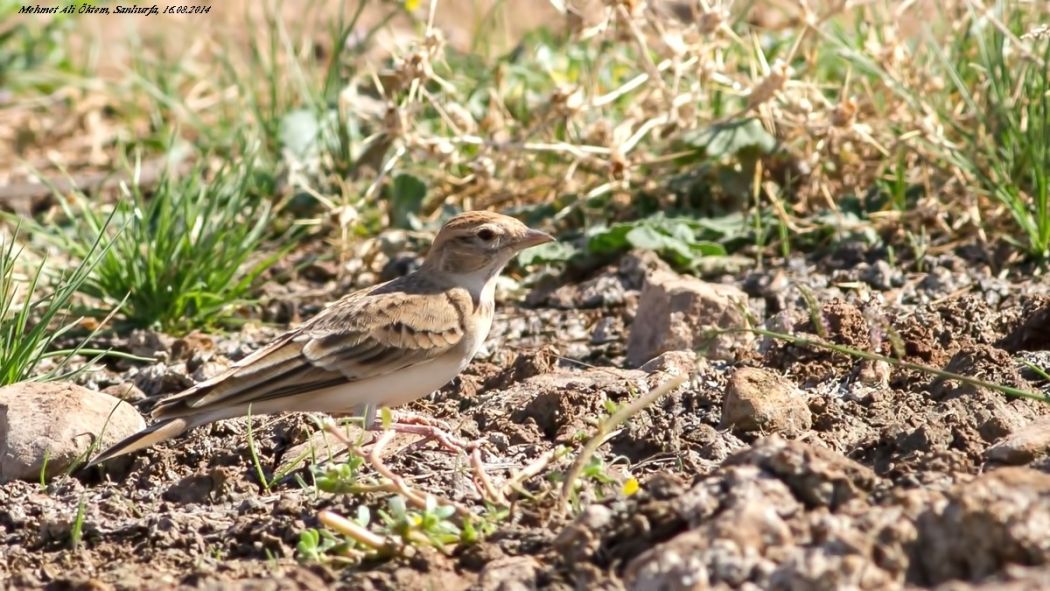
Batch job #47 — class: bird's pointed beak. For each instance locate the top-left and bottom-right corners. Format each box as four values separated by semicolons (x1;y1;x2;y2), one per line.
519;228;555;249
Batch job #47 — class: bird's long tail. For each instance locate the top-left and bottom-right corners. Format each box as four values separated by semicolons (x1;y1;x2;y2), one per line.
85;417;190;468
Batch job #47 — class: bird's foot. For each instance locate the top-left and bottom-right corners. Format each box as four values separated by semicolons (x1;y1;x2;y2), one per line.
366;411;470;454
362;428;505;507
386;412;453;431
361;412;506;505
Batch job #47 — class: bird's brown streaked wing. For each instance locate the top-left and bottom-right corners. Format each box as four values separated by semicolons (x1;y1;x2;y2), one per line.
153;285;473;416
149;330;341;419
302;288;469;365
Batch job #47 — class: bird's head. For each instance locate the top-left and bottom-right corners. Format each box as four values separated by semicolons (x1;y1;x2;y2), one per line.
422;211;554;281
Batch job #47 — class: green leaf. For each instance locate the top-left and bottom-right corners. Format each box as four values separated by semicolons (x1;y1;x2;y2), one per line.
517;240;576;266
689;241;726;257
280;109;321;160
624;224;669;251
585;215;727;269
680;118;776;159
389;174;427;230
586;223;632;255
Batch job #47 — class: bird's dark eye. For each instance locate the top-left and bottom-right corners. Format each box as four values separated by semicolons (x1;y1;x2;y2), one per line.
476;228;496;242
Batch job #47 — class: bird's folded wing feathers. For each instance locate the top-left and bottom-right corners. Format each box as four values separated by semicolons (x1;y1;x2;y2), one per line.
151;286;471;419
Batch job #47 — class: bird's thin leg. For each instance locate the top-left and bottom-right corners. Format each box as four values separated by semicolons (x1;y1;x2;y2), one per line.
371;420;473;455
366;430;427;504
380;410;455;433
362;404;377;430
364;410;510;506
364;409;471;454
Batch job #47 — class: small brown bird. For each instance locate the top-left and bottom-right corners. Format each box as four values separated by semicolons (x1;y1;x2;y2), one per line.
89;211;553;466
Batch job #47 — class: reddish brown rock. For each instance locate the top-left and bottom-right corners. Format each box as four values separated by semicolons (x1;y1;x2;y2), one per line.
626;270;752;366
721;367;812;437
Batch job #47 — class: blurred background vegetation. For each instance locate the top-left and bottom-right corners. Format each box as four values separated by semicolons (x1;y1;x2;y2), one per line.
0;0;1048;344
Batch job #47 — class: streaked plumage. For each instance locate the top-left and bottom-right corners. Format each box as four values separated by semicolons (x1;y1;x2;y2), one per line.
88;211;553;466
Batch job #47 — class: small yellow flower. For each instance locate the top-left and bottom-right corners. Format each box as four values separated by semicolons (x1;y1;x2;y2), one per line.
405;0;420;11
622;477;640;496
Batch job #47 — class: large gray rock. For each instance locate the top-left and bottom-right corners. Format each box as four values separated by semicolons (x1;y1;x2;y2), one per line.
0;381;146;482
626;270;752;366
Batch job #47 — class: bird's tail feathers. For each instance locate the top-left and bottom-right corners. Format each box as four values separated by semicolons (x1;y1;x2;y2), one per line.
85;417;190;468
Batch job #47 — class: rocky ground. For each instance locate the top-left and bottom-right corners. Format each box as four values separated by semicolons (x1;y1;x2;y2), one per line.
3;243;1050;590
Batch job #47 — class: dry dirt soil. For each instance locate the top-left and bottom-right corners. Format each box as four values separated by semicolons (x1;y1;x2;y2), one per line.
4;3;1050;589
4;242;1050;590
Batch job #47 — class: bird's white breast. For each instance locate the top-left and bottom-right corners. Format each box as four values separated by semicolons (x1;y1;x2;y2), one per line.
466;279;496;360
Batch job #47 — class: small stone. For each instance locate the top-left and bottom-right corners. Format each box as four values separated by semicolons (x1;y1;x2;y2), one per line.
985;417;1050;465
355;271;377;289
300;260;338;282
478;556;540;591
126;330;174;360
376;229;412;255
545;272;628;309
380;252;422;281
619;249;673;290
133;363;194;396
625;528;711;591
575;273;627;308
493;275;523;304
639;350;698;378
626;270;753;366
0;382;146;482
919;265;971;296
725;437;877;509
555;504;613;563
590;317;621;344
721;367;812;436
854;359;891;387
625;465;798;591
170;331;215;363
860;259;900;290
101;382;147;403
191;359;231;383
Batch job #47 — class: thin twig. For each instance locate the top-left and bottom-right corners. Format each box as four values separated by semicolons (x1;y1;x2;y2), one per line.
500;447;562;499
615;3;672;108
471;448;508;506
556;374;687;517
318;510;391;551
